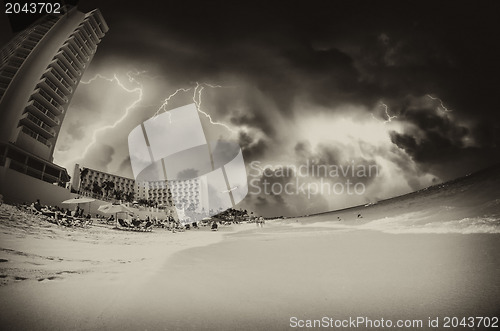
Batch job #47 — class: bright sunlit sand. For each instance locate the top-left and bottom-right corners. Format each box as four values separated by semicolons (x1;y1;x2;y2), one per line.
1;163;499;330
1;196;499;330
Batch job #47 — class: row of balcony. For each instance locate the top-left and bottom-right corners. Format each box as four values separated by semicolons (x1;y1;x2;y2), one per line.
21;126;51;147
79;21;99;46
58;50;82;75
36;88;64;112
0;16;56;67
85;174;134;183
26;99;60;125
66;40;89;66
0;28;33;65
8;158;60;185
83;13;105;39
50;59;78;85
39;77;68;103
19;112;56;139
70;30;96;58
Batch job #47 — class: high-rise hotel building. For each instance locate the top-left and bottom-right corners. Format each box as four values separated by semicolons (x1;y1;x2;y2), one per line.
73;164;136;200
0;6;108;188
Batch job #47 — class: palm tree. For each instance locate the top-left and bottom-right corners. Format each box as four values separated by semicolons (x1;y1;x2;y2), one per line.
101;181;115;198
79;168;89;183
124;192;134;203
92;181;102;197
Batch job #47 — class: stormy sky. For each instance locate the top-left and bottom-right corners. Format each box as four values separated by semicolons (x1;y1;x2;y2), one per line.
3;0;500;216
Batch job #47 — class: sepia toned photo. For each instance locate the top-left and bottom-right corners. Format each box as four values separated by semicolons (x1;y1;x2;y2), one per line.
0;1;499;330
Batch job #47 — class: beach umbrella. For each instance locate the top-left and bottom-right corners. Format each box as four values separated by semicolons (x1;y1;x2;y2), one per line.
62;197;95;214
98;203;133;228
62;197;95;204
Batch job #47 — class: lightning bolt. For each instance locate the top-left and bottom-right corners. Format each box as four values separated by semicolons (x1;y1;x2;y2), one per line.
69;71;143;163
427;94;452;112
372;102;397;124
152;82;235;133
67;73;235;170
193;82;235;133
153;87;192;119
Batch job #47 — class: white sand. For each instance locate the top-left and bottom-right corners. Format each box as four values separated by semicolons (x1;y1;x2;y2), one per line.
1;204;499;330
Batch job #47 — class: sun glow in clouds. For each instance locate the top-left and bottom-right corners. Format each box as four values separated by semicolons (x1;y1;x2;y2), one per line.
298;107;403;148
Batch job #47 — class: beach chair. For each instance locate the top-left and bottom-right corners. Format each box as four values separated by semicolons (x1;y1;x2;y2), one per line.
143;221;153;232
28;205;42;215
50;212;64;226
74;217;91;227
73;218;84;227
131;219;143;231
118;219;131;230
62;216;75;226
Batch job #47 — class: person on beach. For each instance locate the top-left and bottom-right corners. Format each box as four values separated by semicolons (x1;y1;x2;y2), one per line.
33;199;42;212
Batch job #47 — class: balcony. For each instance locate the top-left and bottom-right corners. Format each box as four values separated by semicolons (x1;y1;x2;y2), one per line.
61;45;85;70
50;60;77;85
80;20;99;44
39;78;68;104
20;126;51;147
26;100;60;126
67;38;89;63
72;32;91;56
55;51;80;76
19;113;56;138
45;68;72;93
34;88;64;113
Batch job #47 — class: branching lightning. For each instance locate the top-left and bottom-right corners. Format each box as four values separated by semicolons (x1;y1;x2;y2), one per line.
193;82;235;133
67;72;235;170
153;87;192;118
152;81;235;133
72;71;143;162
372;102;397;124
427;94;452;112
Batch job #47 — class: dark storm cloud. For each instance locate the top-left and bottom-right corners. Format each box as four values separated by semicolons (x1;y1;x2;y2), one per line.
86;0;498;118
390;105;500;179
238;131;267;161
77;0;500;116
386;146;431;191
79;1;382;112
390;108;470;163
230;110;275;137
67;0;500;213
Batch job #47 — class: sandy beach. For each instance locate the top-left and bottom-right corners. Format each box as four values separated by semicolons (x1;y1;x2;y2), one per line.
1;202;499;330
0;203;240;329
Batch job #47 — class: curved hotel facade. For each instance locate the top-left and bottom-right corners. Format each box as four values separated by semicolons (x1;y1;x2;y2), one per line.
0;6;108;203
